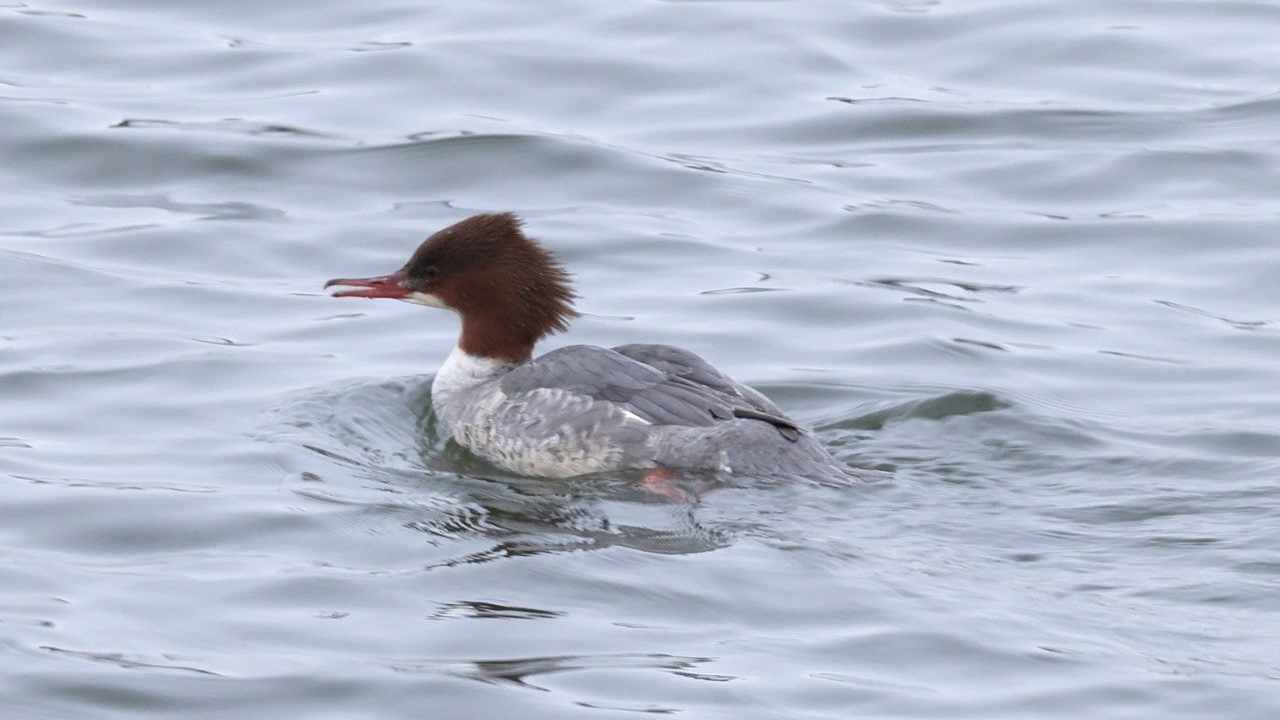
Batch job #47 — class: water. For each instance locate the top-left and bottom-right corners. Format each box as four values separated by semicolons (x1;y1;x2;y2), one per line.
3;0;1279;717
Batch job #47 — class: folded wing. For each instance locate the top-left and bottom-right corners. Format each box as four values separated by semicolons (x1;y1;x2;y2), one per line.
498;344;803;440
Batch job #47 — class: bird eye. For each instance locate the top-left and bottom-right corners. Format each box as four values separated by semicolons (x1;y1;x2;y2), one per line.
402;264;440;292
408;266;440;289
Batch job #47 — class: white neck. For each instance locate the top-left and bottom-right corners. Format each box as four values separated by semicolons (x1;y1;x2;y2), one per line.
431;346;512;412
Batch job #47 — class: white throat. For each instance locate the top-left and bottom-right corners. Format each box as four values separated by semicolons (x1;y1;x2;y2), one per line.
400;291;448;308
431;346;512;412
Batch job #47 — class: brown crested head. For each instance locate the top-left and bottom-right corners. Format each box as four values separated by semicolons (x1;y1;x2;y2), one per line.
326;212;579;364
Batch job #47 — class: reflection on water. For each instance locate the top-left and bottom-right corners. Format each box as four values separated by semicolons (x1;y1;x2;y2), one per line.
254;375;1017;561
388;652;730;692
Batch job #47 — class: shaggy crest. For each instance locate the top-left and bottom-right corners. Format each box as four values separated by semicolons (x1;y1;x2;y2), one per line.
401;213;579;362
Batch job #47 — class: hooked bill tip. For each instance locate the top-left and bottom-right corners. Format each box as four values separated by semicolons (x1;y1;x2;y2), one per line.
323;273;411;299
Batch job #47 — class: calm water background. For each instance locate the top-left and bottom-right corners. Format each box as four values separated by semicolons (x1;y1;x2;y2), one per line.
2;0;1279;717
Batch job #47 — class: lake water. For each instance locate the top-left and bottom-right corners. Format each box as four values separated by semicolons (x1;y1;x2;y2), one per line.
2;0;1278;717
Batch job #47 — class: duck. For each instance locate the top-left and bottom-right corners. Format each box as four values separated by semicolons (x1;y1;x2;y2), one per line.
326;213;882;485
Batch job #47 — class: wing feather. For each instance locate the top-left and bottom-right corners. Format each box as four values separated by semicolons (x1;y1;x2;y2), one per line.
499;344;804;440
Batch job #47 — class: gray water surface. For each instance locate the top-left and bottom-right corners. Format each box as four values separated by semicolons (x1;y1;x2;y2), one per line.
2;1;1279;718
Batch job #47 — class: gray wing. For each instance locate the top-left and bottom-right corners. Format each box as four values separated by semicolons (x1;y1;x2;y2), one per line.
613;344;802;440
500;344;802;440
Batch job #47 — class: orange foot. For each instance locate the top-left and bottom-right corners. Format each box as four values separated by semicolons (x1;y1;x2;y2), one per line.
640;467;696;503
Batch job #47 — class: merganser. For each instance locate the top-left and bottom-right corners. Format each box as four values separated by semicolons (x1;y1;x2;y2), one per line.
326;213;882;484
